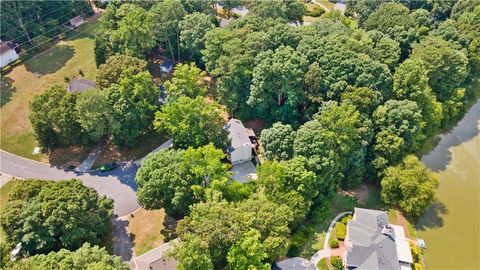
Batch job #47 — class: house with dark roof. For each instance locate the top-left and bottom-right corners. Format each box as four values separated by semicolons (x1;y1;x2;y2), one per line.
344;208;413;270
225;118;253;165
0;41;19;68
67;78;96;93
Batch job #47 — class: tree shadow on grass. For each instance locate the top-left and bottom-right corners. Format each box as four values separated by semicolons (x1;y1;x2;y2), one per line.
25;45;74;75
415;201;448;231
161;215;178;242
0;76;16;107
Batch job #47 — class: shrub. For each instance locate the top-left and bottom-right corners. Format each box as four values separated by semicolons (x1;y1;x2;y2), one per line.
330;239;339;248
414;263;424;270
331;256;343;270
335;222;347;240
307;6;325;17
340;214;352;225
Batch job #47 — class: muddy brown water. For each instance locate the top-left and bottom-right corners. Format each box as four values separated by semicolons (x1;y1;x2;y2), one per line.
418;99;480;269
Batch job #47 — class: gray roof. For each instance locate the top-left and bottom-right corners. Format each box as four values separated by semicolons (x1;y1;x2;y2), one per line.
277;257;317;270
69;15;84;26
0;42;15;55
67;78;95;93
220;18;233;27
133;239;178;270
225;118;251;150
346;208;400;270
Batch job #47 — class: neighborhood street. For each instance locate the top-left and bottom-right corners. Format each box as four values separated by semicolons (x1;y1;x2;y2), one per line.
0;150;139;217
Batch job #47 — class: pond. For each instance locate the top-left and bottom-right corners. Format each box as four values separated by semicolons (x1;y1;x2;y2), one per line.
418;99;480;269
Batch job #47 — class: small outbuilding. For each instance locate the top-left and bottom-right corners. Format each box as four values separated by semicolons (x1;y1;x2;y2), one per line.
69;15;85;28
225;118;253;165
67;78;96;93
0;41;19;68
160;59;174;74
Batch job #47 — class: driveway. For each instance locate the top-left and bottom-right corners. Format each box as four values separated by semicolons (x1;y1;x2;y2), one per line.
0;150;139;216
76;139;109;173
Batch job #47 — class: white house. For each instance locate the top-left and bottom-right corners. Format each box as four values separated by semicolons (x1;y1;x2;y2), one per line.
225;118;253;165
0;42;19;68
160;58;174;73
69;15;85;28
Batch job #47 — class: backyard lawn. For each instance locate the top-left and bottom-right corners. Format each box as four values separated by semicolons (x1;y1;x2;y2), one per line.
128;208;169;256
0;19;99;161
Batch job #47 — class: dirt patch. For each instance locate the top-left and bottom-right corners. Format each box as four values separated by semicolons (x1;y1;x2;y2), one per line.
243;119;267;135
48;145;93;169
128;208;167;256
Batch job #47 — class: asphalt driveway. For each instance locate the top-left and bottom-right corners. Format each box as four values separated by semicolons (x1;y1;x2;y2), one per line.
0;150;139;217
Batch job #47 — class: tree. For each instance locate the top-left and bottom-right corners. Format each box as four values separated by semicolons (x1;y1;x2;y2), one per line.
372;100;423;172
367;31;401;70
257;157;319;225
0;180;113;256
248;0;306;24
109;3;156;58
364;2;416;53
96;55;147;89
135;144;230;217
175;194;293;269
150;0;186;62
164;62;207;101
393;59;443;136
30;85;87;150
340;86;381;116
154;96;227;149
349;0;382;26
260;123;296;161
410;37;468;102
381;155;439;217
248;45;308;124
220;0;244;17
5;243;128;270
175;237;214;270
107;71;158;146
179;12;215;64
76;89;118;142
227;229;270;270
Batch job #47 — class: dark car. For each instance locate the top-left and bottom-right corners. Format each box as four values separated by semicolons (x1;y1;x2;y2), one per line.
100;162;117;172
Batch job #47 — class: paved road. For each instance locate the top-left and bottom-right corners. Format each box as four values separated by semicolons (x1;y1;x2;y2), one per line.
0;150;139;217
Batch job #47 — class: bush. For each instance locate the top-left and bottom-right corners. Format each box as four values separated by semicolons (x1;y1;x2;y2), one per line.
307;6;325;17
335;222;347;240
331;256;343;270
340;214;352;225
330;239;339;248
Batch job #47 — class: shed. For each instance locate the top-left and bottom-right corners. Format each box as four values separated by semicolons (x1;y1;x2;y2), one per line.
160;59;174;73
225;118;253;165
67;78;96;93
69;15;85;28
0;41;19;68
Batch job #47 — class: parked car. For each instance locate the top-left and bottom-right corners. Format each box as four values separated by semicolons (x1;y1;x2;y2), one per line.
100;162;117;172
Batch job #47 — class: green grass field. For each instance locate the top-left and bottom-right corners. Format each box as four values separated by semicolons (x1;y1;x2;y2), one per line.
0;19;99;161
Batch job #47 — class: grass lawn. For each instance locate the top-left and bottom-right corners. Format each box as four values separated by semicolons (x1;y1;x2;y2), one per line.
128;208;167;256
0;19;99;161
0;181;18;242
315;0;335;11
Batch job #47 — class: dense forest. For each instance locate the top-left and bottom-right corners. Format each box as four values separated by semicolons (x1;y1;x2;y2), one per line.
2;0;478;269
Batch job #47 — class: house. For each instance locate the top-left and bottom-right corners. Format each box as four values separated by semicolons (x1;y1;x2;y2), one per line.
275;257;317;270
225;118;253;165
333;3;347;15
160;59;174;73
344;208;413;270
69;15;85;28
0;41;19;68
67;78;96;93
130;240;178;270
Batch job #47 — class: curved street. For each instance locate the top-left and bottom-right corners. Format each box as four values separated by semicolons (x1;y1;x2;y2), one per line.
0;150;140;217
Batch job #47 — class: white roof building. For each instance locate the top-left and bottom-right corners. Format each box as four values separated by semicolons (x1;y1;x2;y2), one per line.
0;41;19;68
225;118;253;165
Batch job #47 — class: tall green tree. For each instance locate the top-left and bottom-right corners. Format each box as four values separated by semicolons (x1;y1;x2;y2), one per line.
248;45;308;124
227;229;270;270
96;55;147;89
0;180;113;256
6;243;128;270
107;70;158;146
135;144;230;217
179;12;215;64
163;62;207;101
154;96;227;149
248;0;306;24
381;155;439;217
260;122;296;161
150;0;186;62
